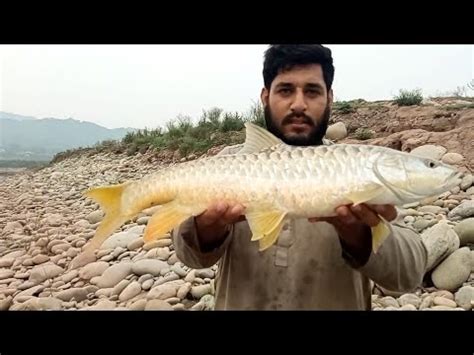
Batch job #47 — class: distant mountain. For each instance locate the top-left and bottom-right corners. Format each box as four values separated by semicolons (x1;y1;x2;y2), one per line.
0;111;38;121
0;113;136;161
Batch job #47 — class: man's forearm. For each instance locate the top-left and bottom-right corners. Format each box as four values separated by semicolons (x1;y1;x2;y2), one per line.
172;217;232;269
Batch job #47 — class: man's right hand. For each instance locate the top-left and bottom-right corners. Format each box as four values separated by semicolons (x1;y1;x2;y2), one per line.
195;202;246;251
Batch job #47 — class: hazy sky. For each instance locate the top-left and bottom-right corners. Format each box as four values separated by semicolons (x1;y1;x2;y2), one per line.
0;45;472;129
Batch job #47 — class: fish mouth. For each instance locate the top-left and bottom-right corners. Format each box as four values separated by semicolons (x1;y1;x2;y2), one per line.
442;171;463;189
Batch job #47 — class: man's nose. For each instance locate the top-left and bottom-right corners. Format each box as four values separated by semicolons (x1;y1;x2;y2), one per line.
290;89;307;113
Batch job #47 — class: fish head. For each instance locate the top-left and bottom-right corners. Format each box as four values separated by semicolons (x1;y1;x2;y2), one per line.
374;152;462;203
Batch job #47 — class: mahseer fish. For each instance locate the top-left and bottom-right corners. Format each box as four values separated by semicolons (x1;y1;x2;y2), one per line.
70;123;462;268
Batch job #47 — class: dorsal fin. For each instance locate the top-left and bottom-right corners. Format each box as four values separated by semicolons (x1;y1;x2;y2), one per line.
238;122;283;154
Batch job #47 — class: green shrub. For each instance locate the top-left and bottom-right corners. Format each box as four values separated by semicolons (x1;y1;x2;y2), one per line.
394;89;423;106
354;127;375;140
333;101;355;114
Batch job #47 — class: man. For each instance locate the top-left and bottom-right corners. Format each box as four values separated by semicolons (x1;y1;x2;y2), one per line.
172;44;427;310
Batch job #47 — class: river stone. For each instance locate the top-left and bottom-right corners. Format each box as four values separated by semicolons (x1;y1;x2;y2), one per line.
129;299;147;310
454;286;474;310
132;259;168;276
460;174;473;190
15;297;62;310
397;294;421;308
145;299;173;310
325;122;347;141
442;152;464;165
79;261;110;280
419;295;434;309
86;210;104;225
93;263;133;288
147;283;178;300
453;218;474;246
119;281;142;302
418;205;444;214
432;247;472;291
400;304;417;310
0;258;14;268
448;201;474;220
0;270;15;280
29;264;64;284
433;296;457;308
112;279;131;296
55;288;89;302
421;221;460;271
100;227;144;250
88;299;116;310
191;284;212;299
410;145;446;160
127;238;144;251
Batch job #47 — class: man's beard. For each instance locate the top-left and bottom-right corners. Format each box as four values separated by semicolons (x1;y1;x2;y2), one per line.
264;104;331;146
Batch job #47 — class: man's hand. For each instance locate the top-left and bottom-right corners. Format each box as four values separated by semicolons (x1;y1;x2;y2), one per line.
309;204;397;262
195;202;246;252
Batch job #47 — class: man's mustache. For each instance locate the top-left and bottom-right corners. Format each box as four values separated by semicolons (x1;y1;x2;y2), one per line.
282;113;314;126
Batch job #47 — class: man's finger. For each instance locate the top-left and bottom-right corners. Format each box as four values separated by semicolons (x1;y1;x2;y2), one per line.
350;204;380;227
335;205;358;224
198;202;229;227
222;204;246;224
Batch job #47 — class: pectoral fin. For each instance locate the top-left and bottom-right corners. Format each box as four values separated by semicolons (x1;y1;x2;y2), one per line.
245;205;287;251
143;201;201;243
347;185;383;206
371;216;391;253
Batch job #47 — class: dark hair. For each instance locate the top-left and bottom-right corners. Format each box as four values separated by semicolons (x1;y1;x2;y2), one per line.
262;44;335;91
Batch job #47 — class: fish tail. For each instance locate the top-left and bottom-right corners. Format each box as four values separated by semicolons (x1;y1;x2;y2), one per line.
70;183;132;269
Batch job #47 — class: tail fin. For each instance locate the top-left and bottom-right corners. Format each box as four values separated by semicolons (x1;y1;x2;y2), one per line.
70;183;131;269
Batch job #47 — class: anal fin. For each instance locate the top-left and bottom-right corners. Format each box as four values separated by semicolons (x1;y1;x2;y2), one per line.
258;221;285;251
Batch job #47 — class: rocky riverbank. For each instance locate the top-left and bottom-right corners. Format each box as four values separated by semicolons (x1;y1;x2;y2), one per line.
1;98;473;310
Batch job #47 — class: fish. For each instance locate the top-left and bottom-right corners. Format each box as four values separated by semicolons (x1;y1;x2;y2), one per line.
69;122;462;269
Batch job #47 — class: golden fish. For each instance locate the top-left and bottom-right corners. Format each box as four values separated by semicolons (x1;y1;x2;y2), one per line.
70;123;461;268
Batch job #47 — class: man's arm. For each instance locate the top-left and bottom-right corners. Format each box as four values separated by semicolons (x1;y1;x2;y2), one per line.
310;204;428;292
354;220;427;292
172;202;245;269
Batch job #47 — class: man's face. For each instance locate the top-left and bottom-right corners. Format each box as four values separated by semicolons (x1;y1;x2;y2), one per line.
261;64;333;146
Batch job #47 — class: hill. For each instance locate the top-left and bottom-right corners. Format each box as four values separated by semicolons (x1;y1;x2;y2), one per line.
0;112;136;161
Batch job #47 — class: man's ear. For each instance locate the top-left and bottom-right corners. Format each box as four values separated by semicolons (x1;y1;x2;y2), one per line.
260;87;269;107
328;89;334;106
